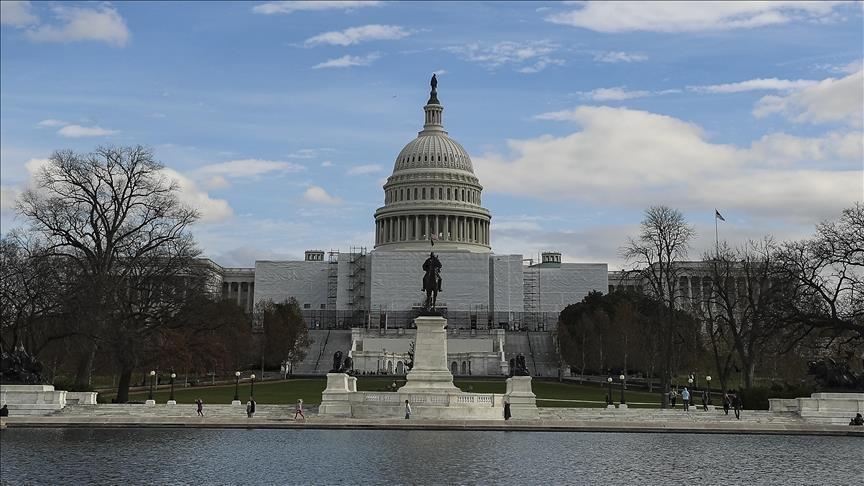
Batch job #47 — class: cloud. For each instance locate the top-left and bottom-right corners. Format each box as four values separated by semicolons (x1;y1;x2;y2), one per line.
576;87;652;101
753;70;863;125
160;168;233;223
303;185;341;205
304;24;410;46
253;1;380;15
445;40;564;73
196;159;305;178
0;184;24;213
312;53;380;69
24;5;130;46
1;1;39;27
286;148;334;159
547;1;843;33
57;124;118;138
474;105;859;223
346;164;382;175
691;78;817;93
594;51;648;63
36;119;67;127
321;160;334;167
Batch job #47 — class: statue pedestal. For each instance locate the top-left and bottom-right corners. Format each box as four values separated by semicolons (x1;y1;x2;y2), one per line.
505;376;539;419
399;315;460;393
319;373;356;417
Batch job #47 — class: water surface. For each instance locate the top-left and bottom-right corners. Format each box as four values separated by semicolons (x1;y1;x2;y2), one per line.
1;429;861;485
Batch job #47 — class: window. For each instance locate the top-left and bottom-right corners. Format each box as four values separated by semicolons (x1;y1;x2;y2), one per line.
447;188;451;200
422;188;426;199
438;188;443;199
304;303;311;309
320;304;326;309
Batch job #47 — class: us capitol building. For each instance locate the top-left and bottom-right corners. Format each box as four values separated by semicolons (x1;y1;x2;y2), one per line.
209;77;608;376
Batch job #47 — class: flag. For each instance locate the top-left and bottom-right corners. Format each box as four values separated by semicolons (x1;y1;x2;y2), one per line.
715;209;725;222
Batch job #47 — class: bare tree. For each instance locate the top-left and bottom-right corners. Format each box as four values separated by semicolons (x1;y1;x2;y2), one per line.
620;205;696;406
773;203;864;342
15;146;200;392
700;238;784;389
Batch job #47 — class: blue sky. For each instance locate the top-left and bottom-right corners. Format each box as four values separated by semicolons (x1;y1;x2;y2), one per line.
1;1;862;269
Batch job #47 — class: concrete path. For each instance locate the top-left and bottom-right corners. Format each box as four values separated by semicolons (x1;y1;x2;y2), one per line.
2;405;862;437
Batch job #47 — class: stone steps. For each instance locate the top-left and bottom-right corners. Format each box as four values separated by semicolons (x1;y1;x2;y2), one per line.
54;404;309;419
538;409;803;425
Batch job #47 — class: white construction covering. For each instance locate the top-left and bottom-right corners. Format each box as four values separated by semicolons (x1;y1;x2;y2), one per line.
369;250;490;311
254;260;329;308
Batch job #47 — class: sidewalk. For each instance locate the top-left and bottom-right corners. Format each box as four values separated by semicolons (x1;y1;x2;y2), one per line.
3;410;862;437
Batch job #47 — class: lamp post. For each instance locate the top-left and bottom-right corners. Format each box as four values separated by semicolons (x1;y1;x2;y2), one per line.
619;374;626;406
234;371;241;402
606;377;613;406
250;374;256;398
706;375;712;405
168;372;176;404
148;370;156;400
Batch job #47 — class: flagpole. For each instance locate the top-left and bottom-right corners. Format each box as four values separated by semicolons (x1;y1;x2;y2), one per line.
715;211;719;258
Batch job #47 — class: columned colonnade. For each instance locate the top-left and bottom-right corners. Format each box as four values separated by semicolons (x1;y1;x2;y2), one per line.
375;213;490;246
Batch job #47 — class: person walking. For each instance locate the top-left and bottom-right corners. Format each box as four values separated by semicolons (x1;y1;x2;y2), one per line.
681;387;691;411
669;389;677;408
722;391;731;415
504;400;512;420
195;398;204;417
701;389;709;411
732;391;743;420
246;398;256;418
404;399;411;419
294;399;305;420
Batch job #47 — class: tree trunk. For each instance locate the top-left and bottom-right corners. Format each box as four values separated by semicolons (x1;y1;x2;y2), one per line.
115;367;133;403
73;341;97;389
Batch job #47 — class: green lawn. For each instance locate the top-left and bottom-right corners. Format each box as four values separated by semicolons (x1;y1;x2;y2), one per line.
123;377;663;408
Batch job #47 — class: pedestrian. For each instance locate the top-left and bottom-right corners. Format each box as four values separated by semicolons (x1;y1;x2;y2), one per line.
0;404;8;417
195;398;204;417
669;389;677;408
246;397;256;418
701;389;709;411
732;391;743;420
849;413;863;426
504;400;512;421
404;399;411;419
681;387;691;411
294;399;305;420
722;391;731;415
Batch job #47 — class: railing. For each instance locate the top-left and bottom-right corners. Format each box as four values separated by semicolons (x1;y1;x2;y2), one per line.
361;391;496;407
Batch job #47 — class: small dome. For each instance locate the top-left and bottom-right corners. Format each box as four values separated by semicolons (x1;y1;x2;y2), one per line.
393;135;474;173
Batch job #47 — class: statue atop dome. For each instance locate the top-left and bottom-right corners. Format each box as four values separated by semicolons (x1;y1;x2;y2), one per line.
428;73;439;104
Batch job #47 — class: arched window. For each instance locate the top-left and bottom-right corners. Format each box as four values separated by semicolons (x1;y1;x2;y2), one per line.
447;188;451;200
422;188;426;199
438;187;443;199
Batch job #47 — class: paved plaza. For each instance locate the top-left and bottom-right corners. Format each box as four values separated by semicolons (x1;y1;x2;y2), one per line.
3;404;862;437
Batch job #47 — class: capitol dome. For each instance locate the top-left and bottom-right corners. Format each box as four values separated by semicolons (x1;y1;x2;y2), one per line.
374;75;491;252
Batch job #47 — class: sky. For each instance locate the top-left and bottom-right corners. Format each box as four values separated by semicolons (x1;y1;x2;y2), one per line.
1;1;862;270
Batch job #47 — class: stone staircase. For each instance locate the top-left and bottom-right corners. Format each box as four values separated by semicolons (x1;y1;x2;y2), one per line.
52;404;314;419
538;408;804;425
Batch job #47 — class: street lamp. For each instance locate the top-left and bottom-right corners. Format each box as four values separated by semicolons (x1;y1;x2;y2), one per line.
706;375;712;405
148;370;156;400
250;373;256;398
606;377;613;406
619;374;626;405
169;373;176;402
234;371;241;401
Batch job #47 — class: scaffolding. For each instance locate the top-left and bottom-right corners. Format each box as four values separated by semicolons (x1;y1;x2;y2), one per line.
348;246;367;311
523;258;540;331
327;250;339;327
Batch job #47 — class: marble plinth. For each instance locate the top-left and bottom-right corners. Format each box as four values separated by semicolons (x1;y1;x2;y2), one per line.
398;315;460;393
505;376;539;419
0;384;66;415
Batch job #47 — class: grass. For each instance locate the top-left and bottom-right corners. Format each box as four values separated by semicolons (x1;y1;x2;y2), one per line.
122;377;664;408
